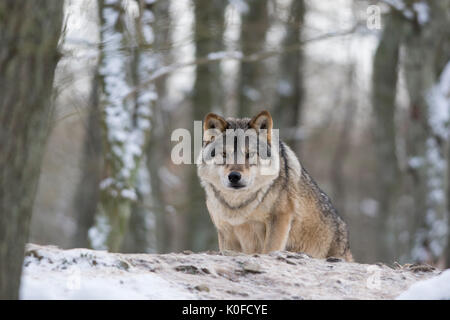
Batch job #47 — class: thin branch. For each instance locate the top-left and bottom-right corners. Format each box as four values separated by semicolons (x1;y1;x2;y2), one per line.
124;25;359;101
54;25;360;124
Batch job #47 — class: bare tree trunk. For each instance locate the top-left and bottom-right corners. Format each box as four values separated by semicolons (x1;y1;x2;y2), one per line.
187;0;226;251
122;0;160;254
193;0;225;115
237;0;269;117
331;65;357;216
274;0;305;154
402;0;450;263
92;0;155;252
145;0;172;253
123;187;152;253
447;142;450;267
73;76;103;248
371;11;403;263
0;1;63;299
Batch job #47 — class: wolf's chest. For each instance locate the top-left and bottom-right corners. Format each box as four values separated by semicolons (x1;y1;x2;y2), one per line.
205;187;272;226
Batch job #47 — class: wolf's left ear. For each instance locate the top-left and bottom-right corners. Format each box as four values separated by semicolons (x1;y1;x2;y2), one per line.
249;110;273;144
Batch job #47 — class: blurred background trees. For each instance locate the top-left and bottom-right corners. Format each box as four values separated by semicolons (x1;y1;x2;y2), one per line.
1;0;448;271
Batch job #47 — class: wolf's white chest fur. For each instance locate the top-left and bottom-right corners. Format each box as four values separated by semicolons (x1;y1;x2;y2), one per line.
204;183;276;227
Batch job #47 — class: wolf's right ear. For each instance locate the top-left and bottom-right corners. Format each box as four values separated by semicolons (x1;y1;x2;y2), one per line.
203;113;227;143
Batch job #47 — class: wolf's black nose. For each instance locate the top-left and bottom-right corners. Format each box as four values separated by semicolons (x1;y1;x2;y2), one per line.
228;171;241;183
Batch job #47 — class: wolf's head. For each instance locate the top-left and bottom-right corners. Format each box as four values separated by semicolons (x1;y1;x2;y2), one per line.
197;110;280;193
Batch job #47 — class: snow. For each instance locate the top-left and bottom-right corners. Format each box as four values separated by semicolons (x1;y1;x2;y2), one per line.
100;0;156;183
243;86;261;101
89;214;110;250
121;188;137;200
397;269;450;300
99;177;115;190
20;244;441;300
412;1;429;25
21;271;192;300
124;0;139;19
408;156;424;169
228;0;249;14
207;51;228;60
382;0;430;21
360;198;379;218
277;80;293;97
20;246;193;300
207;51;243;61
382;0;429;24
428;62;450;140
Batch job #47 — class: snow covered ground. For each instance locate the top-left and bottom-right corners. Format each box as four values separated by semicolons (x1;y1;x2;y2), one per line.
20;245;194;299
397;269;450;300
20;244;447;300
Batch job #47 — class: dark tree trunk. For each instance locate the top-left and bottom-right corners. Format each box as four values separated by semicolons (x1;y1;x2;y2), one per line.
274;0;305;154
0;1;63;299
330;65;357;217
187;0;226;251
123;189;151;253
72;77;103;248
237;0;269;117
371;12;403;263
193;0;225;116
143;0;178;253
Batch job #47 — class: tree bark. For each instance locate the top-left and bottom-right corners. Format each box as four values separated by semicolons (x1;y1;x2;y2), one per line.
0;1;63;299
187;0;226;251
72;76;103;248
274;0;305;154
237;0;269;117
93;0;155;252
402;0;450;263
144;0;172;253
447;141;450;267
330;65;357;217
371;11;403;263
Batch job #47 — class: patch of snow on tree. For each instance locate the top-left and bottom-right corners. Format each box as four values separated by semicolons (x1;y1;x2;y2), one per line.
428;62;450;141
228;0;249;14
412;1;429;25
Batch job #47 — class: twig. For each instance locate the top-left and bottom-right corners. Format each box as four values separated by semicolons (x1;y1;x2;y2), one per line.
124;25;359;101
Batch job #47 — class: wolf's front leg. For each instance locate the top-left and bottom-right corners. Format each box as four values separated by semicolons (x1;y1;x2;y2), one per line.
218;230;241;252
262;211;292;253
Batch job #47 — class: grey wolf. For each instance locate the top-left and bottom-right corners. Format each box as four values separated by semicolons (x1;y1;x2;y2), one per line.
197;110;353;261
